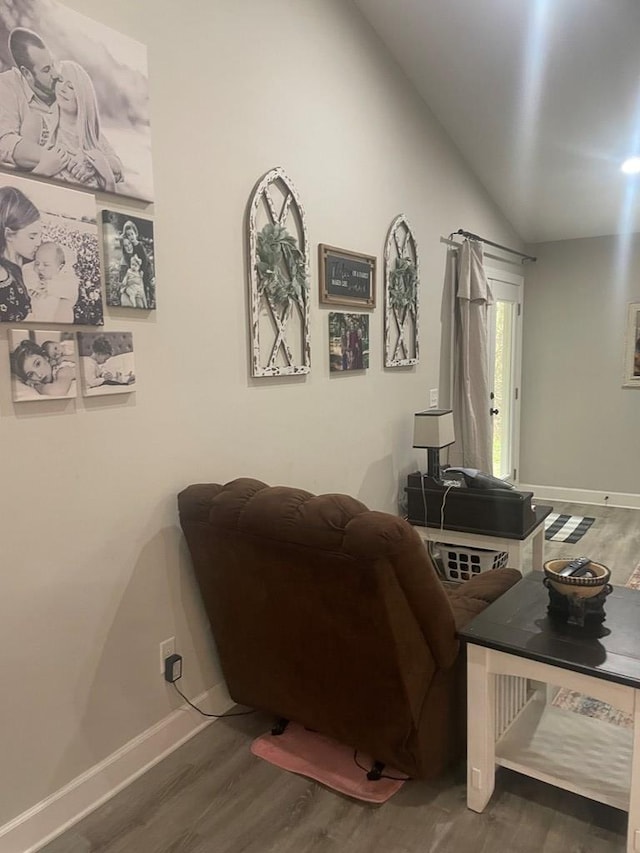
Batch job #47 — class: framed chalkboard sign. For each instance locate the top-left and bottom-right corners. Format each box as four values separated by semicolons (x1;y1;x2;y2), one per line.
319;244;376;308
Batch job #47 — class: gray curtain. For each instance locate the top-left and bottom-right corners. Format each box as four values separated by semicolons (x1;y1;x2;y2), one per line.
446;239;494;473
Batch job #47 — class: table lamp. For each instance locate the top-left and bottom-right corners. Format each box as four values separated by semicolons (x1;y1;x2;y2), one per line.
413;409;455;481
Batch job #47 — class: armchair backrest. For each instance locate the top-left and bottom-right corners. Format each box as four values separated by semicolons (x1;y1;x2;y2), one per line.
178;478;459;750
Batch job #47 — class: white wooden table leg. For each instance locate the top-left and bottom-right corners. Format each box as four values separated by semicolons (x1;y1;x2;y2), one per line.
627;689;640;852
502;543;522;572
531;527;544;572
467;644;496;812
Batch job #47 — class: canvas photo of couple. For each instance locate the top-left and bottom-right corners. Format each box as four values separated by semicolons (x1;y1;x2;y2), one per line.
0;0;153;202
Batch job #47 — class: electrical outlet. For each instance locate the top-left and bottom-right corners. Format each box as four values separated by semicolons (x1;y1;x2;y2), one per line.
159;637;175;675
429;388;438;408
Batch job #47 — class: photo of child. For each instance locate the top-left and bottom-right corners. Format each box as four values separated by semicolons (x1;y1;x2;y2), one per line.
120;253;147;308
23;241;80;323
77;332;136;397
101;210;155;309
8;328;77;401
41;337;75;366
329;312;370;372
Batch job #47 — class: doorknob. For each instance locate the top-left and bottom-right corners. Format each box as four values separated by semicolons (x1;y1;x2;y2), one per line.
490;408;499;416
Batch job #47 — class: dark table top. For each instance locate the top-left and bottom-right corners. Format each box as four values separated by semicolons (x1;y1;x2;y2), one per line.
415;503;553;540
458;571;640;688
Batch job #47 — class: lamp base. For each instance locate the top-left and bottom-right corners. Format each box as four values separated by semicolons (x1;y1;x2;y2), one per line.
427;448;441;481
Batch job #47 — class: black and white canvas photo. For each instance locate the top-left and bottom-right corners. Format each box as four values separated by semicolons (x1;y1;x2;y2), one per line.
8;327;76;400
101;210;155;309
329;312;369;372
0;0;153;201
0;171;102;325
77;331;135;396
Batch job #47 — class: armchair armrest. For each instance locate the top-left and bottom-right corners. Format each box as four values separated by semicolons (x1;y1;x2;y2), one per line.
447;567;522;631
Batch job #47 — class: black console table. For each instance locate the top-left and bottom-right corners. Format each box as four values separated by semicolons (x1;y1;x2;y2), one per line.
411;504;552;573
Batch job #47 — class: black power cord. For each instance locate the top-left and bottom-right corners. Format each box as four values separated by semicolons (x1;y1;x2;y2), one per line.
171;682;256;719
165;653;255;719
352;750;410;782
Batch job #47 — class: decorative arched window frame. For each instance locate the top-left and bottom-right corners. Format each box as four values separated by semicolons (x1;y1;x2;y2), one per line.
384;214;419;367
247;167;310;377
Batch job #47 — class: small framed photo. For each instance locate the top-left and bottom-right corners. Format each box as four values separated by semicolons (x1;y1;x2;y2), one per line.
319;244;376;308
101;211;156;309
8;329;77;401
623;301;640;388
329;312;369;372
77;332;136;396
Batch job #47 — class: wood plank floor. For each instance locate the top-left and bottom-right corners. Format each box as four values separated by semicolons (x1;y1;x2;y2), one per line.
535;501;639;586
41;503;639;853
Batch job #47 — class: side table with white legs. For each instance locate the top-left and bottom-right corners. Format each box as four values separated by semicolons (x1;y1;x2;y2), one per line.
412;504;552;573
459;573;640;853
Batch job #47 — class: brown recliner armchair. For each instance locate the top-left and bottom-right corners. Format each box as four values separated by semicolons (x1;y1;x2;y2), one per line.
178;477;520;779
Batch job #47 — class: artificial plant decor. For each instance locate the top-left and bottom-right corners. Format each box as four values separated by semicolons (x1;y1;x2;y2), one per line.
256;222;308;309
384;214;419;367
248;167;310;377
388;256;418;313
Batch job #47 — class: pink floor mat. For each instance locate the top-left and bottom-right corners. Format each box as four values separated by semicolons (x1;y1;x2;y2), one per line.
250;723;407;803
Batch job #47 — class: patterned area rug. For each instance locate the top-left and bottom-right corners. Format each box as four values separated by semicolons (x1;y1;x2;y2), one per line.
544;513;596;543
551;562;640;726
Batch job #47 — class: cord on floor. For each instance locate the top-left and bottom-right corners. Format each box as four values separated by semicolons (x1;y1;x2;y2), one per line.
353;750;410;782
172;682;256;718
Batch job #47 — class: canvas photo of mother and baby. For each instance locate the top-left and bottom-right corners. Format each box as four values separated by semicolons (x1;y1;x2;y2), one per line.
0;0;152;202
0;170;102;325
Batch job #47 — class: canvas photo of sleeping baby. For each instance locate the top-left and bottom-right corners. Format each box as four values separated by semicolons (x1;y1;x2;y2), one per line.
77;331;135;397
101;211;155;309
9;328;77;401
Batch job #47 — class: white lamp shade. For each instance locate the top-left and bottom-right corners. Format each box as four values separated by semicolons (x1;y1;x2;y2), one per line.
413;409;455;448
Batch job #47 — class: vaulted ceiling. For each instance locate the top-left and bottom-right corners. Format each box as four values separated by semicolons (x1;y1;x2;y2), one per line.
355;0;640;243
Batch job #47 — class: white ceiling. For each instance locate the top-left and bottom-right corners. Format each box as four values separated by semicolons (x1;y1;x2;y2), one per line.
354;0;640;244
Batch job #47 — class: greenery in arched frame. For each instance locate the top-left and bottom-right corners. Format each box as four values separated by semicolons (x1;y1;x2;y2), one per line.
248;167;310;377
384;215;419;367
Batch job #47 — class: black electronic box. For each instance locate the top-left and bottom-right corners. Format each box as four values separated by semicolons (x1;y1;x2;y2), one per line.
405;472;538;538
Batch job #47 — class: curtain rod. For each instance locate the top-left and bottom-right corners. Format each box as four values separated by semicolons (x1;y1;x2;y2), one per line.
451;229;537;263
440;237;523;267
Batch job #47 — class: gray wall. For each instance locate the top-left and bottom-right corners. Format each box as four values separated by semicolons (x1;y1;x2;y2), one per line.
0;0;522;829
521;234;640;493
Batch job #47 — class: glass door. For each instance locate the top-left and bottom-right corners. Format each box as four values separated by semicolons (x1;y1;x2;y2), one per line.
486;270;523;482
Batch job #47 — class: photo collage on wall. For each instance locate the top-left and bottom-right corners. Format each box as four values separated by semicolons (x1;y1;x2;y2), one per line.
0;0;154;403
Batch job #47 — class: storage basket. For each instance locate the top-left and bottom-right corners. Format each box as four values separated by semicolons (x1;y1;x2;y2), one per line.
433;543;509;582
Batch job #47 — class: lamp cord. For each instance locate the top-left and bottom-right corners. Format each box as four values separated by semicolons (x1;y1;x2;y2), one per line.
440;483;455;532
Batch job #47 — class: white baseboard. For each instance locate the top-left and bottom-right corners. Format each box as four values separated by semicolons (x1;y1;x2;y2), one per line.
0;682;234;853
520;483;640;510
